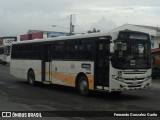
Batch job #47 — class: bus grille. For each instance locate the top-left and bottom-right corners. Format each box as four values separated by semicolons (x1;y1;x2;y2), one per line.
123;70;146;74
128;85;142;88
124;78;144;81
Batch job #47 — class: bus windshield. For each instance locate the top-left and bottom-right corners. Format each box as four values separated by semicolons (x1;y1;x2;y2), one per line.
111;40;151;69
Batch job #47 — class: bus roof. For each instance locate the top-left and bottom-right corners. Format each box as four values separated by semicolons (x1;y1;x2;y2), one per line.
13;32;111;45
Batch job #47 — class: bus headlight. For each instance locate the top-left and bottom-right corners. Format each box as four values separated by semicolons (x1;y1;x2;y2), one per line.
113;75;124;82
146;76;151;80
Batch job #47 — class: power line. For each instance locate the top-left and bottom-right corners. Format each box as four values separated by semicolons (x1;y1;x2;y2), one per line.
1;4;159;21
73;4;160;16
0;16;70;21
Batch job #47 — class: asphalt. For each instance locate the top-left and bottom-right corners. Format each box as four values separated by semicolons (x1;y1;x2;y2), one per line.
0;64;160;120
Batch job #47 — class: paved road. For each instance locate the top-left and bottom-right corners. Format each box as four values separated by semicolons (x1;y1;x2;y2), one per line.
0;64;160;120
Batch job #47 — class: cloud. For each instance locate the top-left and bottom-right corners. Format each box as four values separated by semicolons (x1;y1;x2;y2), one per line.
90;17;117;32
0;0;159;36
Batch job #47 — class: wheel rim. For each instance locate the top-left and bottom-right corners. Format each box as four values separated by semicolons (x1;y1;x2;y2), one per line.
79;77;88;94
29;72;34;85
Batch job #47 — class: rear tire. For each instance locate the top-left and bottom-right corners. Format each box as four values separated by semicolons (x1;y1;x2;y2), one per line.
27;70;35;86
78;76;89;96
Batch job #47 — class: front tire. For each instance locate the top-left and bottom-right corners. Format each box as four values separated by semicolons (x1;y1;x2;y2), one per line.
78;76;89;96
27;70;35;86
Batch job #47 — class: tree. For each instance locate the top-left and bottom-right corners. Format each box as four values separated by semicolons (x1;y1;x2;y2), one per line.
87;28;100;33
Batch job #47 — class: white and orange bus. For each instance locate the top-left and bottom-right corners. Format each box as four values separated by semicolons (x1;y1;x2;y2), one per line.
10;30;151;95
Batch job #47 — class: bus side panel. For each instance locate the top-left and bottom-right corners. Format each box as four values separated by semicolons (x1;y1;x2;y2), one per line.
10;59;26;79
10;60;42;82
109;62;119;91
50;61;94;90
30;60;42;82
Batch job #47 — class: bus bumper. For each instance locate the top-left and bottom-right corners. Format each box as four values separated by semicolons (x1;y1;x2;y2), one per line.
110;79;151;91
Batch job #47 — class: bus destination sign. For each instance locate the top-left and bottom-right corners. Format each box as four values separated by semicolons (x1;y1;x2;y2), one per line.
129;34;148;40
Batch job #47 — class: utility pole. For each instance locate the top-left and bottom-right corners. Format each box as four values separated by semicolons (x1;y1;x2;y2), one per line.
70;14;72;35
70;14;74;35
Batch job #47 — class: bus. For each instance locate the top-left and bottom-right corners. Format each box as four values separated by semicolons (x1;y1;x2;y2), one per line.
10;30;151;95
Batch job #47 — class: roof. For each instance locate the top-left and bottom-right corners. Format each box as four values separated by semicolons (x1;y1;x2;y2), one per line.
13;32;111;45
111;23;160;37
134;24;160;31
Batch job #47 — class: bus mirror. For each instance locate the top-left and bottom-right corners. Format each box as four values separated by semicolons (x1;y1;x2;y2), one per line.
110;42;114;55
114;42;121;50
122;43;127;50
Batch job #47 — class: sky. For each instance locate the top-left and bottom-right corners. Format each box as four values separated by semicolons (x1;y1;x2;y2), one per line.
0;0;160;36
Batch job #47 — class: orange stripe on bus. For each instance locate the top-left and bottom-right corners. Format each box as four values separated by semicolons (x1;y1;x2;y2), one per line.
35;71;94;90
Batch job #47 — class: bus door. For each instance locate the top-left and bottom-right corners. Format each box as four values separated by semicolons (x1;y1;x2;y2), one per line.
42;44;52;82
95;40;110;88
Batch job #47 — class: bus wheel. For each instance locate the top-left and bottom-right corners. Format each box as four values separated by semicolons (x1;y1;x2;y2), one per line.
27;70;35;86
78;76;89;96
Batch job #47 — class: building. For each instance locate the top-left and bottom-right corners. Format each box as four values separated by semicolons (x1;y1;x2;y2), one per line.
0;37;4;57
28;30;70;38
0;37;17;62
110;24;160;49
3;37;17;55
20;30;70;41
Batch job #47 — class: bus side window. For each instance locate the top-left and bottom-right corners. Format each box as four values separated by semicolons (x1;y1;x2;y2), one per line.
25;44;32;59
32;44;41;59
65;40;77;60
53;41;65;60
78;40;92;60
11;45;16;58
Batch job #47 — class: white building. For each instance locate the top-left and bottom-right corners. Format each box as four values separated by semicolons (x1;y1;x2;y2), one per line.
1;37;17;62
110;24;160;49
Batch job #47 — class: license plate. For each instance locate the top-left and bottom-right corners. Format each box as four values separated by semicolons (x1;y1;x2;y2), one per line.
132;82;138;86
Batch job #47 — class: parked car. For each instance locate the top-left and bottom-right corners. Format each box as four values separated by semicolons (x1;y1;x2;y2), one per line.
0;59;7;65
152;67;160;79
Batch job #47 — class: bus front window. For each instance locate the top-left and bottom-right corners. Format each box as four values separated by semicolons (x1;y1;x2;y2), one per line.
111;40;151;69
